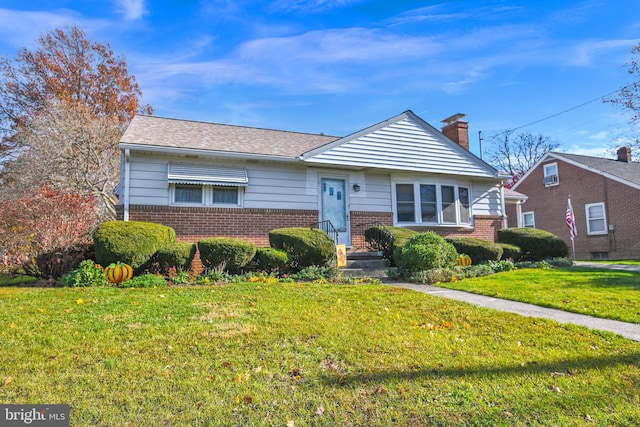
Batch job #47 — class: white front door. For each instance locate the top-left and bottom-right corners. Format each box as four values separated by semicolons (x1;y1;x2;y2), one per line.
320;177;351;246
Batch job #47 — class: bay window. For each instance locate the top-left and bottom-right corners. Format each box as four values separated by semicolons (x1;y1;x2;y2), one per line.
394;182;472;225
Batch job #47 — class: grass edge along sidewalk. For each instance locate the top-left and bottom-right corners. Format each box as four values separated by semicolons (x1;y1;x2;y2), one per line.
431;267;640;324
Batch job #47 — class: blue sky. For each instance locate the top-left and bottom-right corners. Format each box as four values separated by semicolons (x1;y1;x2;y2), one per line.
1;1;639;158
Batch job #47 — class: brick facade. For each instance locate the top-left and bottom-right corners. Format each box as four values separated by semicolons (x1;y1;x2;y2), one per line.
117;206;503;247
405;215;503;242
117;205;319;247
513;160;640;260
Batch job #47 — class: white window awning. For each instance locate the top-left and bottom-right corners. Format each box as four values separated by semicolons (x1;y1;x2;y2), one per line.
168;163;248;186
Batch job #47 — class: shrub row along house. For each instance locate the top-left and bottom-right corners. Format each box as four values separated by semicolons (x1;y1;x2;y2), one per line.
116;111;510;248
508;147;640;260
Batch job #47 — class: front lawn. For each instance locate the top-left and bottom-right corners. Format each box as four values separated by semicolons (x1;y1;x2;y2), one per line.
1;283;639;426
437;267;640;323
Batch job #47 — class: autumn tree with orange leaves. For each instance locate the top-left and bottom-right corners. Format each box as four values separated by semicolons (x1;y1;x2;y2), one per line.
0;25;152;216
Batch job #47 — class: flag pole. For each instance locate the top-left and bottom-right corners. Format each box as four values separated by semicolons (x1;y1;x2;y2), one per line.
566;195;577;260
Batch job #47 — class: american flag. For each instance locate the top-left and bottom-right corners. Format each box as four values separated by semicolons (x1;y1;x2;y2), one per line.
566;198;577;240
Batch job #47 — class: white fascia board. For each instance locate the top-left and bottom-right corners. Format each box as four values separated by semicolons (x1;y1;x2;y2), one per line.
118;142;300;163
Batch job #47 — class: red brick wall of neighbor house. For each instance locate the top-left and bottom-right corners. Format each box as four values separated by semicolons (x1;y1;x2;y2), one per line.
513;160;640;259
504;204;519;228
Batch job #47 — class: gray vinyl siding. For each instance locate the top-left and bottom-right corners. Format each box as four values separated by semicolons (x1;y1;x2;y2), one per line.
471;183;503;216
124;153;502;219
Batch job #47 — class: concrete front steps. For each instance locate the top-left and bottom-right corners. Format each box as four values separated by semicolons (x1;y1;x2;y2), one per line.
340;251;390;280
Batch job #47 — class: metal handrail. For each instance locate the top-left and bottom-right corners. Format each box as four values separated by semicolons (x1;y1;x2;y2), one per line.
356;221;394;253
310;220;339;245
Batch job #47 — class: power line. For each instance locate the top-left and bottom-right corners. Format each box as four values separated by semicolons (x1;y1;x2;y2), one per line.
493;80;640;136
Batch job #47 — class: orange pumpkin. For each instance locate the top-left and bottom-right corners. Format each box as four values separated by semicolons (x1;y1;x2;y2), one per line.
105;262;133;284
456;254;472;267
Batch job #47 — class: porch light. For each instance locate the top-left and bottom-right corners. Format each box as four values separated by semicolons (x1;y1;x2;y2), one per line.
353;184;361;192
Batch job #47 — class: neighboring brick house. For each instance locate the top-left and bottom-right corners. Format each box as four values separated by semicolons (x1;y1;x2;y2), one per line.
509;147;640;260
116;111;509;247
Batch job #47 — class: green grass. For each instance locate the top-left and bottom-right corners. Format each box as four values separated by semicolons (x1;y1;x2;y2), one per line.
1;283;639;426
439;267;640;323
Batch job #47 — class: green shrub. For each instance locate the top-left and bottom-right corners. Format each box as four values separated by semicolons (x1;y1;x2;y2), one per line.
119;273;167;288
254;247;290;274
289;265;338;281
198;237;256;274
62;260;108;287
364;226;418;265
153;242;196;273
497;228;568;261
93;221;176;269
269;228;335;271
394;232;458;272
490;259;516;272
446;237;503;264
497;243;522;261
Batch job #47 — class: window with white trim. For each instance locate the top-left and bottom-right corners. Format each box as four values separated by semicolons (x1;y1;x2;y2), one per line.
585;202;607;235
171;184;242;206
543;162;559;186
522;211;535;228
168;163;247;207
175;184;203;204
394;182;472;225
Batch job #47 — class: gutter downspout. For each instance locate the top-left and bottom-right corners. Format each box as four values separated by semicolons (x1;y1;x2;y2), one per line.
124;148;130;222
500;183;507;230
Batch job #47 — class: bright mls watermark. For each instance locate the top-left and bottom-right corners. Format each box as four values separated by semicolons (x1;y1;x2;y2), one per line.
1;405;69;426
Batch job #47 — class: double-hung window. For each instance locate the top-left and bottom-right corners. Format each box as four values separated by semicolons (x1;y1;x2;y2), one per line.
395;182;471;225
169;163;247;207
585;202;607;235
543;162;559;186
522;211;535;228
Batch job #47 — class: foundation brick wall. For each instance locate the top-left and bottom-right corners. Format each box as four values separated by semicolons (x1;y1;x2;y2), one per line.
514;160;640;260
117;205;319;247
406;215;503;242
116;207;504;248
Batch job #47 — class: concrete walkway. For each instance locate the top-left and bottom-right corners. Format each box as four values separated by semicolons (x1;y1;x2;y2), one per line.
573;260;640;272
385;276;640;342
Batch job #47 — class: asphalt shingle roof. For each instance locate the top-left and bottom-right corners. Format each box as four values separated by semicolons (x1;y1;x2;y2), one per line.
553;152;640;186
120;115;340;158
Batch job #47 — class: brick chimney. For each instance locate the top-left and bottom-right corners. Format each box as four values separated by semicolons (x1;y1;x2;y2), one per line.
441;113;469;150
617;146;632;162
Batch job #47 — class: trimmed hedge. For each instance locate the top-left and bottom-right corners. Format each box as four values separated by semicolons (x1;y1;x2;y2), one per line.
154;242;197;273
269;228;336;270
497;228;568;261
365;226;418;265
394;232;458;272
497;243;522;261
446;237;503;264
198;237;256;274
93;221;176;269
254;247;290;274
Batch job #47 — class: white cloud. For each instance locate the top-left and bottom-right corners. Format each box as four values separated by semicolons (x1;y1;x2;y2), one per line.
113;0;146;21
588;131;609;140
269;0;364;14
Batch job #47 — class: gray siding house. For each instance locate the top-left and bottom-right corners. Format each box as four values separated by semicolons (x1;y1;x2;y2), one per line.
117;110;508;248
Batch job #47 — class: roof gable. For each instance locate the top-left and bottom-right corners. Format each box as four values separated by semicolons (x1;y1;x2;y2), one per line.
513;151;640;191
301;111;499;178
